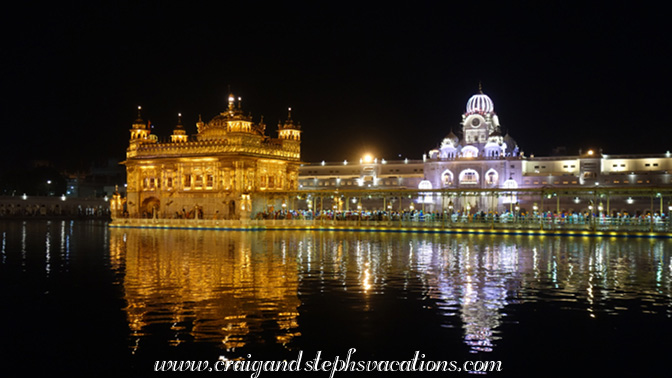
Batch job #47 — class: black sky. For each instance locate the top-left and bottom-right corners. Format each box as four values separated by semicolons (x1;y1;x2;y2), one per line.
1;2;670;169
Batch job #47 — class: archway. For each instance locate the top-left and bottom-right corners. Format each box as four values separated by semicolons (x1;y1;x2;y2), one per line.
141;197;161;218
441;170;454;187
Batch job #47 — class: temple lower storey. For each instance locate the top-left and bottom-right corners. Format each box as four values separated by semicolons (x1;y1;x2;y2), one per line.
108;218;672;239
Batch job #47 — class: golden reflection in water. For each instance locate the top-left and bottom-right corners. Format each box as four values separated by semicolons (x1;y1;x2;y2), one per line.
108;228;301;353
109;228;672;355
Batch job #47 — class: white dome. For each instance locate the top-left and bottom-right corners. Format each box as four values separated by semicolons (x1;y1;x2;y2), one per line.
466;93;494;114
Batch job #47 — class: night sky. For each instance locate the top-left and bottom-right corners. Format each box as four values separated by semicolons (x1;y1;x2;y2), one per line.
2;2;670;170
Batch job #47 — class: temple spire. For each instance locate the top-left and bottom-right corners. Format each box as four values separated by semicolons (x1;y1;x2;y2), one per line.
171;112;187;142
135;105;144;123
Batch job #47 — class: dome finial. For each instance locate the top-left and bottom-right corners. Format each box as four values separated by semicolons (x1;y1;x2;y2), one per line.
133;105;145;125
176;113;183;128
478;81;483;94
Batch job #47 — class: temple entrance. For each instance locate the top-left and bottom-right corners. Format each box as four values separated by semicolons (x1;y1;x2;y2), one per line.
141;197;161;218
229;200;236;219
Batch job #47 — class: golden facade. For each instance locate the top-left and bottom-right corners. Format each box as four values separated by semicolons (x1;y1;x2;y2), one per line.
120;93;301;219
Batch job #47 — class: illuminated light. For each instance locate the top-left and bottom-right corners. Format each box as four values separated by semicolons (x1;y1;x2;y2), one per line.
343;160;348;165
362;154;373;164
22;193;27;200
587;150;594;155
321;161;325;166
60;195;66;201
626;197;634;204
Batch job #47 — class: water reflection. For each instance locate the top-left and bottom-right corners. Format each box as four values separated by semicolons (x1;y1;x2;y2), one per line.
109;229;302;353
1;220;74;272
109;229;672;356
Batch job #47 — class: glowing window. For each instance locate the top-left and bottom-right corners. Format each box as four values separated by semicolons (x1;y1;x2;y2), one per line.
459;169;479;184
441;170;454;186
485;169;498;185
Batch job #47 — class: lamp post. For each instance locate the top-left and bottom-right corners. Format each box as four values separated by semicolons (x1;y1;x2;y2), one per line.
357;201;362;225
515;203;520;224
448;201;453;227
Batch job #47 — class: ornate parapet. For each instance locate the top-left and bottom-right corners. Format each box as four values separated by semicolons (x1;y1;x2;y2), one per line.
127;137;300;161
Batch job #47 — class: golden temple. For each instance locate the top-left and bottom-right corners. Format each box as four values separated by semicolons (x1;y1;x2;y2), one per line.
118;93;301;219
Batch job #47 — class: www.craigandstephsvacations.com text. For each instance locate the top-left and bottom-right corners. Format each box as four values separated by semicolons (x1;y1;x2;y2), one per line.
153;349;503;375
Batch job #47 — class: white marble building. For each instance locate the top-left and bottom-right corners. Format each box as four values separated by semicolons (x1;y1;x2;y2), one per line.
298;88;672;215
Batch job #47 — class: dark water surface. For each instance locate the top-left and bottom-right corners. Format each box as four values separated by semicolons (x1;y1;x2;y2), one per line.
1;220;670;377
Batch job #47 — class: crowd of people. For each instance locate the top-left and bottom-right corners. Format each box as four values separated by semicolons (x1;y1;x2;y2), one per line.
253;208;670;227
0;202;109;218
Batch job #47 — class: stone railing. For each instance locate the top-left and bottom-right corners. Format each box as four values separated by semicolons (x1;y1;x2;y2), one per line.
109;216;672;235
